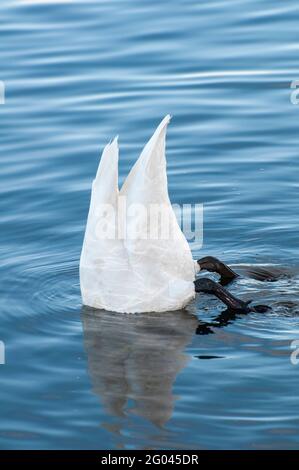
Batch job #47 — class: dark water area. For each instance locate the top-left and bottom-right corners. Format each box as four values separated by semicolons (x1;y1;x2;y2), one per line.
0;0;299;449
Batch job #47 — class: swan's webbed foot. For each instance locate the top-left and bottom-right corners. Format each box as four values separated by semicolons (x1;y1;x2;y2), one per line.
197;256;238;285
249;304;271;313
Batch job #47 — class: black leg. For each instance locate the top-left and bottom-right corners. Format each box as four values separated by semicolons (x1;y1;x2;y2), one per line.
194;278;270;313
194;278;250;312
197;256;238;285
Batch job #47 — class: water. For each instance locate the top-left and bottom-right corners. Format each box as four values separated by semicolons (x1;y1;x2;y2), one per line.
0;0;299;450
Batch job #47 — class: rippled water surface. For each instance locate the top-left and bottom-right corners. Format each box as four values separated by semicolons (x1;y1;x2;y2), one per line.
0;0;299;450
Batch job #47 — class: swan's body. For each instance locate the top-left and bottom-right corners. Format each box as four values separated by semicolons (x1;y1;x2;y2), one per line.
80;116;199;313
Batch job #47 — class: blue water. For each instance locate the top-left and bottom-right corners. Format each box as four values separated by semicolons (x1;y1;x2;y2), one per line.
0;0;299;450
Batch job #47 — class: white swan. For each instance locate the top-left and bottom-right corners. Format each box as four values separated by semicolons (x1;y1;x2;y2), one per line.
80;115;200;313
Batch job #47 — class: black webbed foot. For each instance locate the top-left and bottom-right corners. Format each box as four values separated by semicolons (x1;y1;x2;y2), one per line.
247;303;271;313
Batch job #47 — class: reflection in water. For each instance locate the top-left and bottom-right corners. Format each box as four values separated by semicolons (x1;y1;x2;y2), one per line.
81;267;299;447
195;307;251;335
82;308;198;429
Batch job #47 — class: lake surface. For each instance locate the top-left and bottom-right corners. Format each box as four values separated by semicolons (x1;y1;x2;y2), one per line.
0;0;299;450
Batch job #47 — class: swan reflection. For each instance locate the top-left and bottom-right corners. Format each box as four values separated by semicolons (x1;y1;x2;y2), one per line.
82;308;198;428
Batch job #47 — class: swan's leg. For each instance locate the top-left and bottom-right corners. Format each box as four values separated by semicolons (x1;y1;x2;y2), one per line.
197;256;238;285
194;278;270;313
194;278;250;312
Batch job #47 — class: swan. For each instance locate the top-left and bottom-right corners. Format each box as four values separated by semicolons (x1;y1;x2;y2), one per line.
80;115;199;313
80;116;270;314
